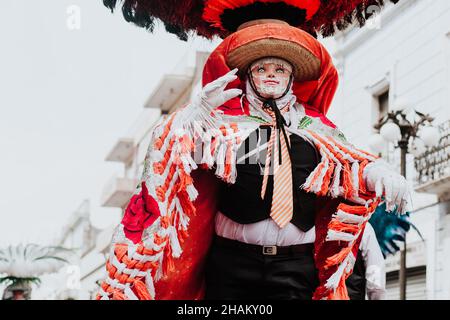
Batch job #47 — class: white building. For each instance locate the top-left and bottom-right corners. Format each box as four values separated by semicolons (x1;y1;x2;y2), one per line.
100;49;212;209
33;199;122;300
322;0;450;299
34;200;100;300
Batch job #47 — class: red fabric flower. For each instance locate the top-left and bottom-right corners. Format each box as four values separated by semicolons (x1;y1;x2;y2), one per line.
121;182;161;244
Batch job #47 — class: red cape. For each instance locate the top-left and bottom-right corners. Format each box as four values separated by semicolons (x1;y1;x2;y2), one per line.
154;27;364;300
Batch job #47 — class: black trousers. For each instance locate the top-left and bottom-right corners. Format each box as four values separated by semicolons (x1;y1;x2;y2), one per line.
204;235;319;300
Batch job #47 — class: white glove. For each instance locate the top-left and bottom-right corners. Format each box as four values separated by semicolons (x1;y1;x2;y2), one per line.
363;160;411;214
192;68;242;110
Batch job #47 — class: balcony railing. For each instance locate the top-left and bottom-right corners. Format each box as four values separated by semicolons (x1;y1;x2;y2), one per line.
105;138;135;163
101;175;138;209
415;120;450;197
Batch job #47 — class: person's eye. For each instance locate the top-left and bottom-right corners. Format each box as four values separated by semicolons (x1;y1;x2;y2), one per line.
258;67;265;73
276;68;285;73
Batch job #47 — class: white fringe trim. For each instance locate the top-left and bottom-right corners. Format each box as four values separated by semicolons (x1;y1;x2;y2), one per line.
175;197;190;230
186;184;198;201
351;161;360;198
98;289;110;300
168;226;182;258
326;230;356;242
124;286;139;300
325;256;349;290
145;270;156;299
333;210;365;224
106;276;126;291
345;252;357;274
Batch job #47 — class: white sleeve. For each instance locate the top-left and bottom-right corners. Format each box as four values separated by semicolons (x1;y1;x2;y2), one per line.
361;223;386;300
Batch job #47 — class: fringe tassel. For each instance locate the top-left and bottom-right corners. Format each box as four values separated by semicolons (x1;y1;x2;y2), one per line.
342;162;354;199
351;161;360;198
326;230;357;242
144;270;156;299
201;134;214;167
333;209;365;224
328;220;360;234
325;255;349;290
215;139;227;178
124;286;139;300
330;161;342;198
168;226;182;258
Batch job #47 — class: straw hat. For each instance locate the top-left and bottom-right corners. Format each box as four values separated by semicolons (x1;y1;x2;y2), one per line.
225;20;321;82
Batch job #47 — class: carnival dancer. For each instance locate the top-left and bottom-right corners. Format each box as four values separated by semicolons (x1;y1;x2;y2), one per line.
97;0;407;300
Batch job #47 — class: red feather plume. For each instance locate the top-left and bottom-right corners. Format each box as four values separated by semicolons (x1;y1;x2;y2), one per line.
103;0;400;39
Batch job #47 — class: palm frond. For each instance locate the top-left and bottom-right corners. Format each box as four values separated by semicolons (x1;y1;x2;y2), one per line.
0;276;41;286
0;244;74;278
33;256;70;263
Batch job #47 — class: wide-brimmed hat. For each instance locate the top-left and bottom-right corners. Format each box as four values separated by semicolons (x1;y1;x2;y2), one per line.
225;20;321;82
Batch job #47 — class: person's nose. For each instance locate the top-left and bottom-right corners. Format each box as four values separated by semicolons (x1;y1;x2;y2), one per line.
267;72;275;78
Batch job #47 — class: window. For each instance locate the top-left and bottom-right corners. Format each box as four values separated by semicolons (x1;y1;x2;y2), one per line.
373;89;391;158
366;74;390;135
377;90;389;124
386;266;427;300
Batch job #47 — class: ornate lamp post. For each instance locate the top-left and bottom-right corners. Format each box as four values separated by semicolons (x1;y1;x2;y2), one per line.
369;99;440;300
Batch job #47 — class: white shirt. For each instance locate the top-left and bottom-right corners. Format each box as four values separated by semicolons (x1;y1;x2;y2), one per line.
215;211;315;246
359;223;387;300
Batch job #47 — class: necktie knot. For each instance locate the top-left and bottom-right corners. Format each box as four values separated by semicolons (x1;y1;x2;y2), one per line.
263;99;287;128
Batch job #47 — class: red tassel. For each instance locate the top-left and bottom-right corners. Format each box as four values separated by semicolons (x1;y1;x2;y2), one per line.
325;247;352;268
328;277;350;300
132;280;153;300
328;220;360;234
112;290;127;300
319;159;335;196
342;162;354;199
163;244;175;275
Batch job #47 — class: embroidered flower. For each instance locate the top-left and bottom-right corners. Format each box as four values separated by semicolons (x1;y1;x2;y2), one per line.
121;181;161;244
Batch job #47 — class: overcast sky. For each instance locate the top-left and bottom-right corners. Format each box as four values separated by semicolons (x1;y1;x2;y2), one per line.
0;0;219;246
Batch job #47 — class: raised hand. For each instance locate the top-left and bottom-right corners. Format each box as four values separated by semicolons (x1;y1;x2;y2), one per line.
193;68;242;110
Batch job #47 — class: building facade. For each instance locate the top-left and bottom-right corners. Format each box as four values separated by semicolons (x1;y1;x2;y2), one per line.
100;49;213;215
322;0;450;299
38;200;103;300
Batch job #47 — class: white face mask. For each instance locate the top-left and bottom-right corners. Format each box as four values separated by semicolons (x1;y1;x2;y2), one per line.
248;57;293;99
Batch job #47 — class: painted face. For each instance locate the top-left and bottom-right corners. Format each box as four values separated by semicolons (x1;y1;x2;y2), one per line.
249;57;293;99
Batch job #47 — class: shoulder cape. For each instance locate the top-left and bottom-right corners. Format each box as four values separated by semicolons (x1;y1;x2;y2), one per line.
96;100;381;300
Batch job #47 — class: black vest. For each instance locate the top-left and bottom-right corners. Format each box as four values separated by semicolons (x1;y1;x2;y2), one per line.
217;127;319;232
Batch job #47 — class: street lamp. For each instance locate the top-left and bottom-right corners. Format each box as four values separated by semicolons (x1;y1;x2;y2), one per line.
370;100;440;300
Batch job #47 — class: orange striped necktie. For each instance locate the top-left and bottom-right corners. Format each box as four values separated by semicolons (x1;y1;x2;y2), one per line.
260;105;293;229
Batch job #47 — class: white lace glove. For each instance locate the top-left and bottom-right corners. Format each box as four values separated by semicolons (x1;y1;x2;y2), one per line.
363;160;411;214
191;68;242;110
